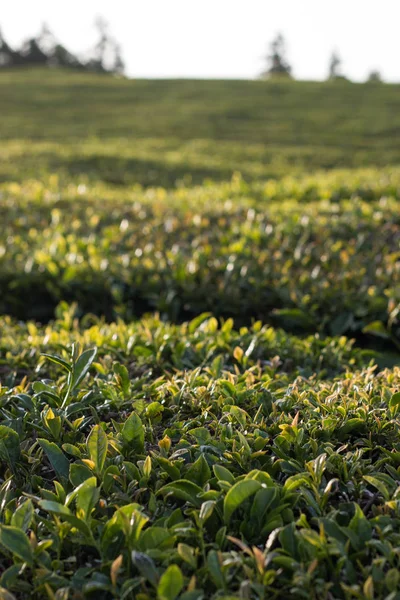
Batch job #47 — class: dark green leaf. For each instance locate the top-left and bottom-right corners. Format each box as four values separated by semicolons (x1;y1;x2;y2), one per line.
38;438;69;480
0;525;33;564
224;479;261;524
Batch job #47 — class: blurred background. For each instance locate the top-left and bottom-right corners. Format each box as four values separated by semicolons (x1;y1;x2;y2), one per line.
1;0;399;81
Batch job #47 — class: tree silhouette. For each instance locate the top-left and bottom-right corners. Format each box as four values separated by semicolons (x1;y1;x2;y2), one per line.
83;17;124;74
36;23;57;55
367;70;383;83
261;33;292;79
19;37;49;65
0;28;19;67
0;20;124;74
328;51;343;80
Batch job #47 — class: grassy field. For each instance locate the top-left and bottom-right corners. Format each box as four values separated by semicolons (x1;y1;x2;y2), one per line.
1;69;400;599
2;69;400;186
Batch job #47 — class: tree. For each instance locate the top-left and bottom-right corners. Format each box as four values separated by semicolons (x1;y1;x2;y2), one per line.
18;37;49;65
367;69;383;83
328;51;344;80
112;42;125;75
0;20;124;74
261;33;292;79
0;28;18;67
34;23;83;69
36;23;57;55
83;18;125;74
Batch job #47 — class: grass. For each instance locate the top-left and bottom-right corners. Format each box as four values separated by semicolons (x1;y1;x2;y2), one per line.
0;68;400;599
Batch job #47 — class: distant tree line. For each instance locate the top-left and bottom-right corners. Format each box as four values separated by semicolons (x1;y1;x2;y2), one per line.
262;33;383;83
0;18;124;74
0;24;385;83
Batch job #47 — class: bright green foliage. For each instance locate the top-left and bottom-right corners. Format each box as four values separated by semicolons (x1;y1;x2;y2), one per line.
0;322;400;598
1;171;400;344
1;70;400;599
0;72;400;346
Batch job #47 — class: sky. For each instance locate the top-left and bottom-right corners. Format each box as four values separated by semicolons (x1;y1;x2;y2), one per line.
2;0;400;82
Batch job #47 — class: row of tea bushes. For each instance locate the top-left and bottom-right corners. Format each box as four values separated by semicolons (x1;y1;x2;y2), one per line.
1;172;400;345
0;331;399;598
0;308;373;385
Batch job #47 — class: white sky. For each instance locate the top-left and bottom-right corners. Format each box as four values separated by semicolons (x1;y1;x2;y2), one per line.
2;0;400;81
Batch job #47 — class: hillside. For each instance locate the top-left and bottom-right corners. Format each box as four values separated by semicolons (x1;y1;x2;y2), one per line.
1;69;400;186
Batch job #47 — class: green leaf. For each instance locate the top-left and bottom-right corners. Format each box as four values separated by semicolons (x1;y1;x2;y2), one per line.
186;454;211;486
188;312;212;334
385;569;399;593
156;457;181;481
223;479;261;524
213;464;235;484
146;402;164;420
188;427;211;445
87;424;108;473
38;438;69;480
113;362;130;394
207;550;225;589
132;551;159;588
362;321;390;339
199;500;216;524
41;353;72;372
283;474;310;492
143;455;152;478
38;500;91;536
38;500;73;517
0;426;20;469
158;480;203;508
300;528;323;548
279;523;297;556
0;525;33;564
389;392;400;410
139;527;173;551
76;477;99;521
70;463;94;487
43;407;61;440
157;565;184;600
230;405;248;427
62;443;82;458
121;412;145;452
177;543;197;569
72;347;97;389
11;500;34;532
338;418;366;439
363;475;390;501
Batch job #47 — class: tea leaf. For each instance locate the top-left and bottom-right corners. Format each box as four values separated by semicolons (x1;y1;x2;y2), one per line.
157;565;184;600
72;347;97;389
0;426;20;469
11;500;34;532
0;525;33;564
224;479;261;524
121;412;145;452
158;480;203;508
38;438;70;480
87;425;108;474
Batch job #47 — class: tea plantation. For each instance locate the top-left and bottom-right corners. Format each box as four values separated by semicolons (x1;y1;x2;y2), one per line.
1;70;400;600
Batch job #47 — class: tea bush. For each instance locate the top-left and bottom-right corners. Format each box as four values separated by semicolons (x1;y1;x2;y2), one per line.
0;316;400;598
1;171;400;346
1;70;400;599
